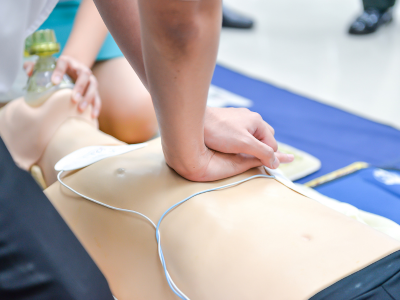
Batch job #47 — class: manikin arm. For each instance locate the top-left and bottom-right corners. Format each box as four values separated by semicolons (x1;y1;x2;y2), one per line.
94;0;293;181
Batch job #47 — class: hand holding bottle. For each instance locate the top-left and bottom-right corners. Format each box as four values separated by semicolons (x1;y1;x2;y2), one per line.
24;55;101;118
51;55;101;118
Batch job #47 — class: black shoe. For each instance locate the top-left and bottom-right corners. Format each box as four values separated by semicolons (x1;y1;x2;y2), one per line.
222;6;254;29
349;8;393;35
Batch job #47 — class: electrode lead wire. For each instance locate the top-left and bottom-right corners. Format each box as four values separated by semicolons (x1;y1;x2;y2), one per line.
57;171;275;300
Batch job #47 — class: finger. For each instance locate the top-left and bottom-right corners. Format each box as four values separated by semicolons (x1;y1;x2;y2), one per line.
253;120;278;152
72;68;91;104
265;122;275;136
92;93;101;118
201;152;263;182
23;61;35;77
276;152;294;164
240;134;279;169
229;153;264;174
52;56;69;85
79;76;97;111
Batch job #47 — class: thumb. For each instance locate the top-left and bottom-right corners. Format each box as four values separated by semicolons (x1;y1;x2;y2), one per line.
231;153;264;174
204;152;263;181
241;134;279;169
276;151;294;164
23;61;34;77
52;57;68;85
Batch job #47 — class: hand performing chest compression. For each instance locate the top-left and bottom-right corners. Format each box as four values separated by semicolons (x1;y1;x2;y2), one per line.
181;106;294;182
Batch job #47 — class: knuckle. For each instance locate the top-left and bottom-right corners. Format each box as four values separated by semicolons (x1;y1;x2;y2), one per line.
266;147;274;156
82;67;91;76
261;143;271;153
270;126;275;135
240;135;254;149
262;145;274;158
58;55;68;64
271;142;278;152
252;112;262;120
90;76;98;87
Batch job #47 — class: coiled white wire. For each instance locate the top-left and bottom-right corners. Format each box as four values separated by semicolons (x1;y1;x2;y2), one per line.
57;171;274;300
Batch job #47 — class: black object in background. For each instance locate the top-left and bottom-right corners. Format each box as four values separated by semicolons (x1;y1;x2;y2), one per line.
222;6;254;29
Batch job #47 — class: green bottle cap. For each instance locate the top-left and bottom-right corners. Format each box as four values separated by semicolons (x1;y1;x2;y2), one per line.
28;29;60;56
24;34;33;57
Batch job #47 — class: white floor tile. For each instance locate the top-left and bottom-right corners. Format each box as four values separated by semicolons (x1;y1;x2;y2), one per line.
219;0;400;129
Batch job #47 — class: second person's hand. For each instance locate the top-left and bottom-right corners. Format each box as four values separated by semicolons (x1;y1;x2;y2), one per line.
51;55;101;118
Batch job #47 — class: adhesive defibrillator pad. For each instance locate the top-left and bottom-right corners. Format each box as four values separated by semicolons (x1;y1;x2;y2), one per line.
55;144;147;171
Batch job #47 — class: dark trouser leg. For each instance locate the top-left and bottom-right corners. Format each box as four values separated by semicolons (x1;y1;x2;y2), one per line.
0;138;113;300
363;0;396;11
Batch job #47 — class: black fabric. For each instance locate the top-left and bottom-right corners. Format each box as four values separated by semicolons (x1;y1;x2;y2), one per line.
0;138;113;300
363;0;396;11
310;250;400;300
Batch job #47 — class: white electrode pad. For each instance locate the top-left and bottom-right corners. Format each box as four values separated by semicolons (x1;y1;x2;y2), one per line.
55;144;147;171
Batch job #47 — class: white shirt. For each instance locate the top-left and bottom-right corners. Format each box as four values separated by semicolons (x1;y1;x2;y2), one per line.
0;0;58;94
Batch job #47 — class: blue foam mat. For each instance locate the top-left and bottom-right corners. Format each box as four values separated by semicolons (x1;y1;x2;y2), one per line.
315;168;400;224
211;65;400;184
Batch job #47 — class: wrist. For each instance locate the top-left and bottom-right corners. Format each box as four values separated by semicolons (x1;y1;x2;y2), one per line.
60;50;94;69
162;137;211;180
204;106;215;132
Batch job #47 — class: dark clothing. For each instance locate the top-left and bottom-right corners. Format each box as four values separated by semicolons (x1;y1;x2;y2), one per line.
363;0;396;11
310;250;400;300
0;137;113;300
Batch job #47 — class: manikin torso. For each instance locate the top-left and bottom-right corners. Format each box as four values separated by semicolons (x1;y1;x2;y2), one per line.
45;138;400;300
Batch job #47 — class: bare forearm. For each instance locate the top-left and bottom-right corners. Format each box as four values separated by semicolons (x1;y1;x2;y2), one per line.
63;0;108;67
138;0;222;175
95;0;222;176
94;0;291;182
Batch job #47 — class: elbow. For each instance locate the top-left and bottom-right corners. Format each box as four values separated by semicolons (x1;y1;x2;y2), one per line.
165;18;200;45
154;11;202;57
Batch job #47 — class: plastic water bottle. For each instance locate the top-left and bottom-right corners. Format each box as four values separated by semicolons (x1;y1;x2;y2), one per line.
25;29;74;106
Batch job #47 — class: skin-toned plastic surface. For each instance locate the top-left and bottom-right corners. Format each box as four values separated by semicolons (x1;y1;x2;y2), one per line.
0;89;97;170
2;90;399;299
45;138;400;300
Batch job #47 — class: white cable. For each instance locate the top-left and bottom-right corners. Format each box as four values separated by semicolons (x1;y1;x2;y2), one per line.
57;171;156;228
57;171;274;299
57;171;189;299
